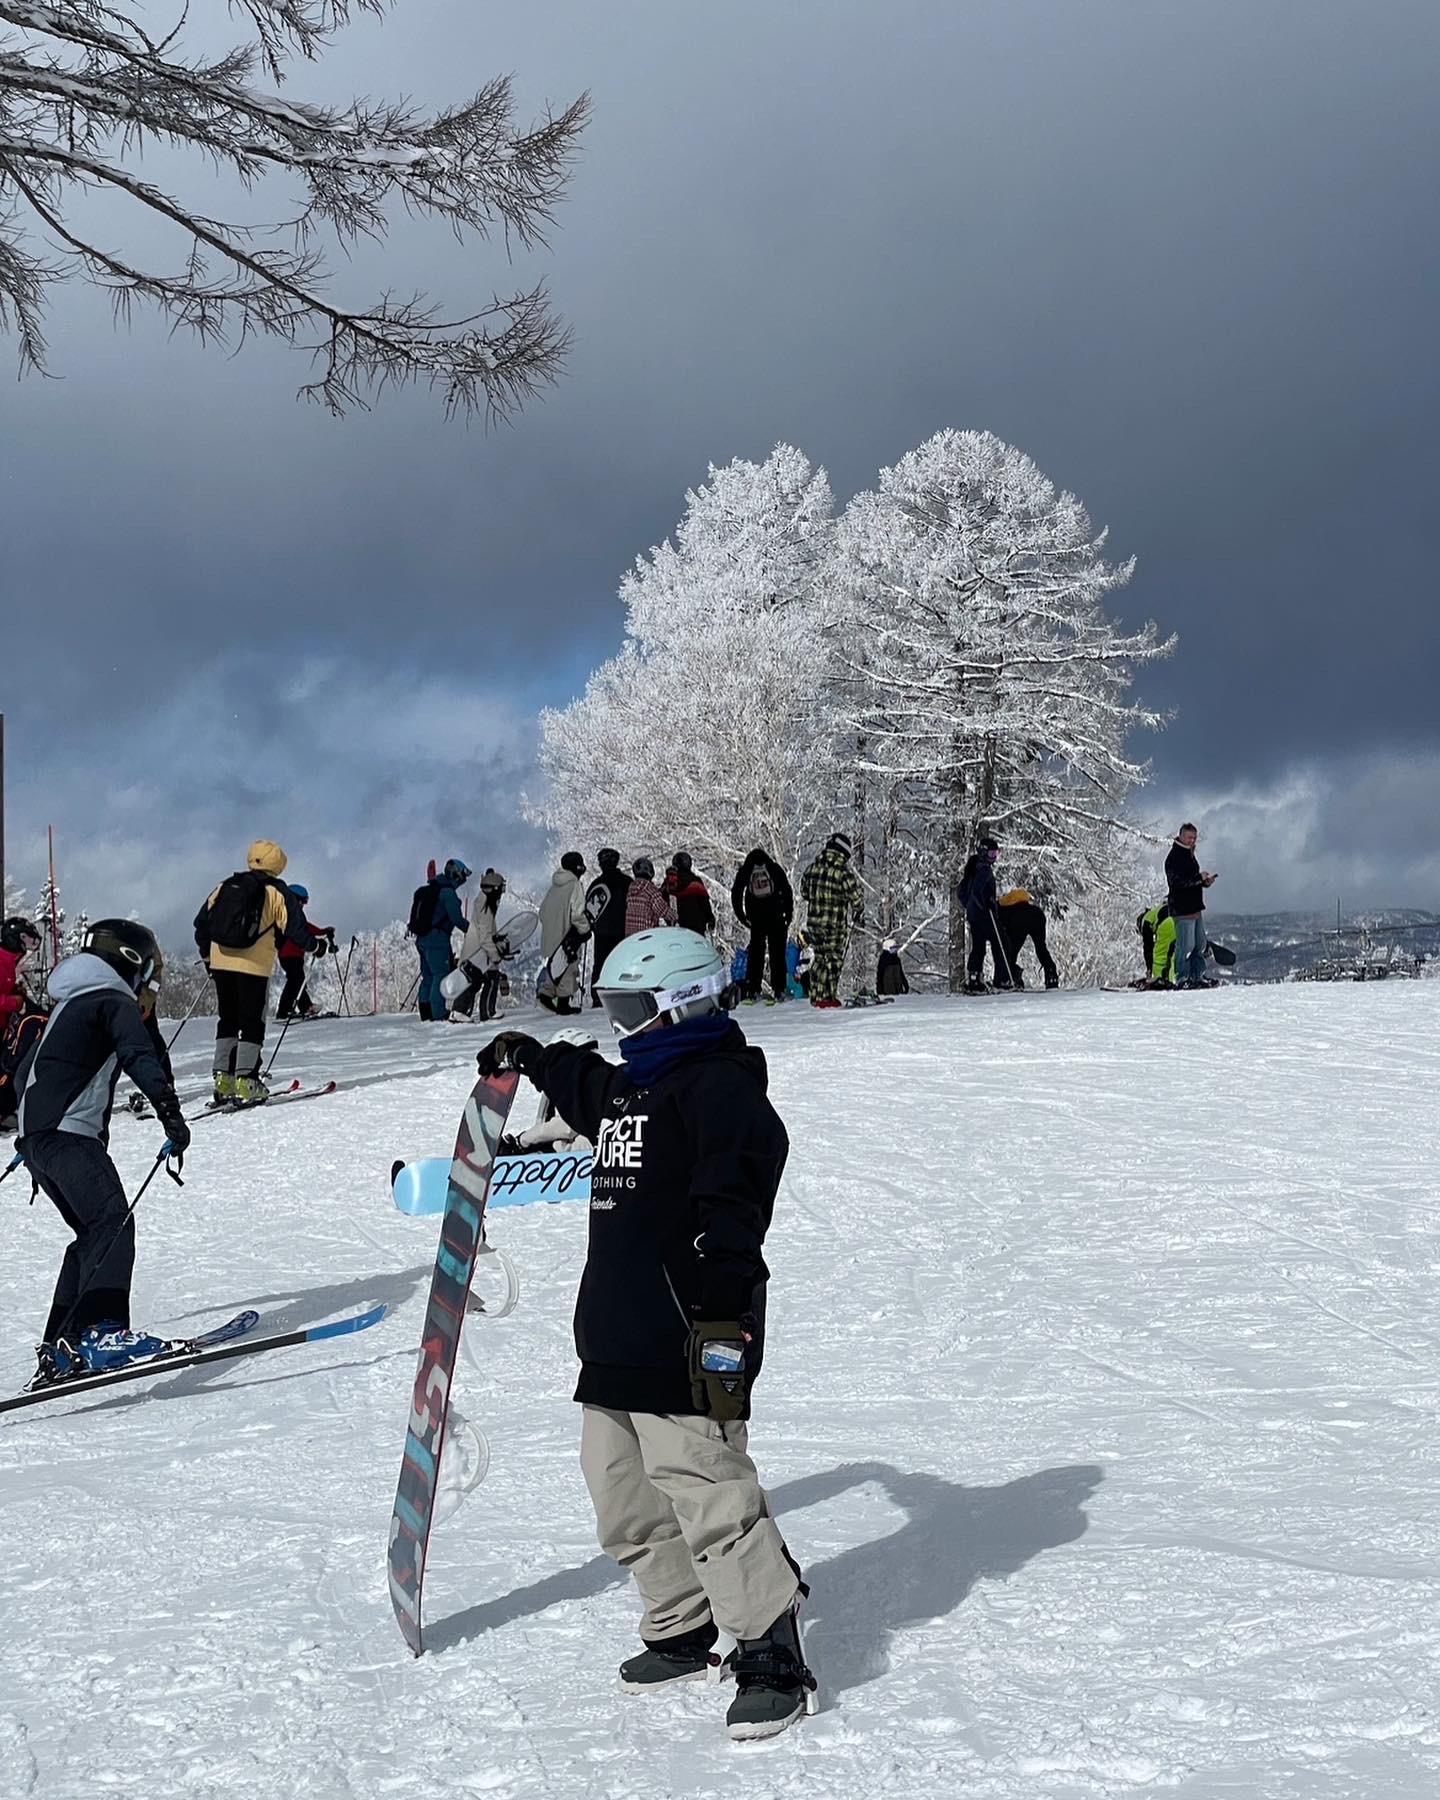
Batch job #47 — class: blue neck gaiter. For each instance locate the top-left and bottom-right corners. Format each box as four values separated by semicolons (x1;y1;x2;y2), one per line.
618;1012;735;1086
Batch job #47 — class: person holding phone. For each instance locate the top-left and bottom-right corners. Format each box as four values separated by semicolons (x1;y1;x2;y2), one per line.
1164;822;1219;986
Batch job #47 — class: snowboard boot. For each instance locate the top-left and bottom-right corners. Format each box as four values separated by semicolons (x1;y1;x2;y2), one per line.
619;1621;724;1694
67;1323;171;1374
232;1074;271;1107
212;1071;237;1106
725;1598;818;1741
1044;974;1060;989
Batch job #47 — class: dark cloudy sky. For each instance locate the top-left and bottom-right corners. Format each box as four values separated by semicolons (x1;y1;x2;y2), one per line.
3;0;1437;938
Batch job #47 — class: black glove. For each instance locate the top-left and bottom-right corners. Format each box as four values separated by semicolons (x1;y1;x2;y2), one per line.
688;1321;750;1422
476;1031;540;1079
157;1104;192;1158
559;925;586;961
311;937;328;958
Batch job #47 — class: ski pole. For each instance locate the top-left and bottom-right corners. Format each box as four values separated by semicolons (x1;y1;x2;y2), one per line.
1;1150;22;1187
337;935;358;1017
989;906;1018;988
164;973;210;1055
403;970;421;1012
264;1007;296;1079
50;1143;185;1347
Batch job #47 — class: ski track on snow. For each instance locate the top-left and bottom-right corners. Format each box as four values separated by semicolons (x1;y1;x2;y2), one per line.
3;986;1440;1797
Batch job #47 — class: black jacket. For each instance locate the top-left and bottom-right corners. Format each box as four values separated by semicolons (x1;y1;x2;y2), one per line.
665;873;716;937
526;1026;789;1417
876;949;910;995
586;870;632;942
16;954;179;1145
732;852;794;926
960;852;997;918
1165;844;1205;916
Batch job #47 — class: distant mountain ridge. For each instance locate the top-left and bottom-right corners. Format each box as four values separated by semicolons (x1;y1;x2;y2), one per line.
1206;908;1440;981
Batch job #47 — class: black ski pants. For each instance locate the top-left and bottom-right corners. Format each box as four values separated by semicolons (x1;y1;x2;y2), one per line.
450;966;501;1022
744;911;789;999
213;969;268;1077
1000;903;1058;987
966;908;1010;984
276;959;314;1019
589;931;623;1006
21;1129;134;1341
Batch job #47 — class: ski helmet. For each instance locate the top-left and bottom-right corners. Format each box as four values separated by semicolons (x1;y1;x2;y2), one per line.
81;919;163;1002
1;916;40;955
597;847;622;871
561;851;586;878
594;928;733;1038
287;883;310;904
631;856;655;881
479;867;506;895
443;858;472;884
672;851;693;877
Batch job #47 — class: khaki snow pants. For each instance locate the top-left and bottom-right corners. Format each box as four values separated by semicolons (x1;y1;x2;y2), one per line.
580;1405;799;1643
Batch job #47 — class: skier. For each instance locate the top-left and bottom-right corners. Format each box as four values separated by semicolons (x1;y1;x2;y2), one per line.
663;853;716;937
194;840;295;1104
1137;903;1178;987
995;889;1060;990
0;916;46;1130
275;883;335;1020
14;920;191;1386
623;857;676;937
409;858;471;1022
476;928;816;1741
799;832;862;1008
538;851;590;1015
586;849;632;1007
876;937;910;996
731;848;794;1005
1165;823;1218;986
449;869;508;1023
958;836;1009;993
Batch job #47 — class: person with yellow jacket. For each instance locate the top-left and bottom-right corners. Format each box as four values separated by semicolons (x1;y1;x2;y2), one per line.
194;840;294;1106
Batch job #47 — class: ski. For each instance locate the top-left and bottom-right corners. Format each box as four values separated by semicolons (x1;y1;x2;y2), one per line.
2;1303;386;1417
387;1065;521;1656
190;1079;336;1122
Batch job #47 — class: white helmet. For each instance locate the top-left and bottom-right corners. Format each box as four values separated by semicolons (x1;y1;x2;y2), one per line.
595;928;733;1037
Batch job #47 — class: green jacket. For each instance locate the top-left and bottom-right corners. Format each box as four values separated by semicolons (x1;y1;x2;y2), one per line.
1139;905;1176;984
800;847;862;943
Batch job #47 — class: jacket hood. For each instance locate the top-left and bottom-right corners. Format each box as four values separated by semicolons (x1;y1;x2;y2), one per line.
551;868;581;889
247;839;288;876
47;952;137;1005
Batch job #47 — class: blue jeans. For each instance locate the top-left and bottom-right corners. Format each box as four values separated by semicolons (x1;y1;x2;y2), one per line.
416;932;454;1018
1173;915;1208;984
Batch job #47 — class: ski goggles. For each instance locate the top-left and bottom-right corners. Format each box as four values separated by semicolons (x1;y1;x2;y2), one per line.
596;970;731;1037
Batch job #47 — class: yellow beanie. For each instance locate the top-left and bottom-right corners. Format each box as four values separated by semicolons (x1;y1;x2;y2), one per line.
247;839;288;876
998;888;1031;907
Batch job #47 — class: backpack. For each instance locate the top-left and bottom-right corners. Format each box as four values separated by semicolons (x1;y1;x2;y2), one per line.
748;862;775;902
205;871;274;950
957;854;979;908
407;882;440;937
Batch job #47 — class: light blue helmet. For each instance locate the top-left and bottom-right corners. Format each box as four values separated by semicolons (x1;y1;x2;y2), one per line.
287;883;310;903
595;928;732;1037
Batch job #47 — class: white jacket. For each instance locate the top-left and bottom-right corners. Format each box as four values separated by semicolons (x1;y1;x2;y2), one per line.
539;869;589;959
458;899;502;973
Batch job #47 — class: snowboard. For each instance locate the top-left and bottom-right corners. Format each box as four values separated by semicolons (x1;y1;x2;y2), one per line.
494;908;540;959
387;1065;521;1656
2;1305;386;1417
543;886;610;987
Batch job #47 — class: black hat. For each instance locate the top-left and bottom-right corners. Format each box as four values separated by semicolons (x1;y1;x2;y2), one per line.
672;851;694;876
598;847;621;870
561;851;586;877
978;836;999;852
825;832;853;858
1;916;40;955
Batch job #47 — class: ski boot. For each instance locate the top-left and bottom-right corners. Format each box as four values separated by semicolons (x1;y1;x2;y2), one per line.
963;979;988;996
726;1598;818;1741
1044;975;1060;989
66;1323;171;1374
212;1071;237;1107
24;1342;78;1392
232;1074;271;1108
619;1622;727;1694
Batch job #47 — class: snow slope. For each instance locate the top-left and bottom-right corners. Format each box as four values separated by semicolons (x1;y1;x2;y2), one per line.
3;983;1440;1799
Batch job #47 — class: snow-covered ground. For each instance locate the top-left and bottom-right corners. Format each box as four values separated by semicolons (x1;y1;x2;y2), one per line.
4;981;1440;1799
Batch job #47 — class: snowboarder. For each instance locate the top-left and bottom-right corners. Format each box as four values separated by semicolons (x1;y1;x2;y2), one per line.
799;833;862;1008
1137;903;1178;987
275;883;335;1020
475;928;816;1741
958;836;1009;993
194;840;295;1104
623;857;676;937
13;920;191;1387
449;869;508;1023
995;890;1060;990
539;851;590;1014
586;849;632;1007
1165;824;1218;986
663;853;716;937
731;848;794;1004
409;859;471;1022
876;937;910;996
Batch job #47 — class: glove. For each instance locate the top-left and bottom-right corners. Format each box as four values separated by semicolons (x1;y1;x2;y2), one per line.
688;1321;751;1422
157;1106;191;1158
476;1031;540;1079
559;925;585;961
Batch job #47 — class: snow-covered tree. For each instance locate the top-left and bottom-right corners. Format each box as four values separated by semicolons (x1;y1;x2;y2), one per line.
61;907;89;957
36;871;63;966
0;2;588;414
835;429;1172;989
531;445;842;934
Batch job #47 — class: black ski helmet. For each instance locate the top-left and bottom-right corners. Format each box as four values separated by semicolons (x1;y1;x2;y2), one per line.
561;851;586;877
82;919;163;998
632;856;655;881
1;915;40;955
597;847;622;871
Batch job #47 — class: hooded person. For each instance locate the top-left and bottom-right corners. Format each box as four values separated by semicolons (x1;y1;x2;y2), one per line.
194;839;295;1104
995;889;1059;990
623;857;676;937
476;929;816;1743
539;851;591;1014
957;836;1009;993
586;849;633;1007
14;919;191;1388
876;937;910;996
798;833;862;1007
1137;903;1178;987
275;883;335;1021
731;849;794;1005
0;917;47;1130
409;858;471;1023
663;852;716;937
449;869;508;1023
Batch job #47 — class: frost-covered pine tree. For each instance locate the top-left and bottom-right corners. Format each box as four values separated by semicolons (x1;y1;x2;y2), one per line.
0;2;588;414
532;445;841;926
61;908;90;958
836;429;1172;989
37;873;63;967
